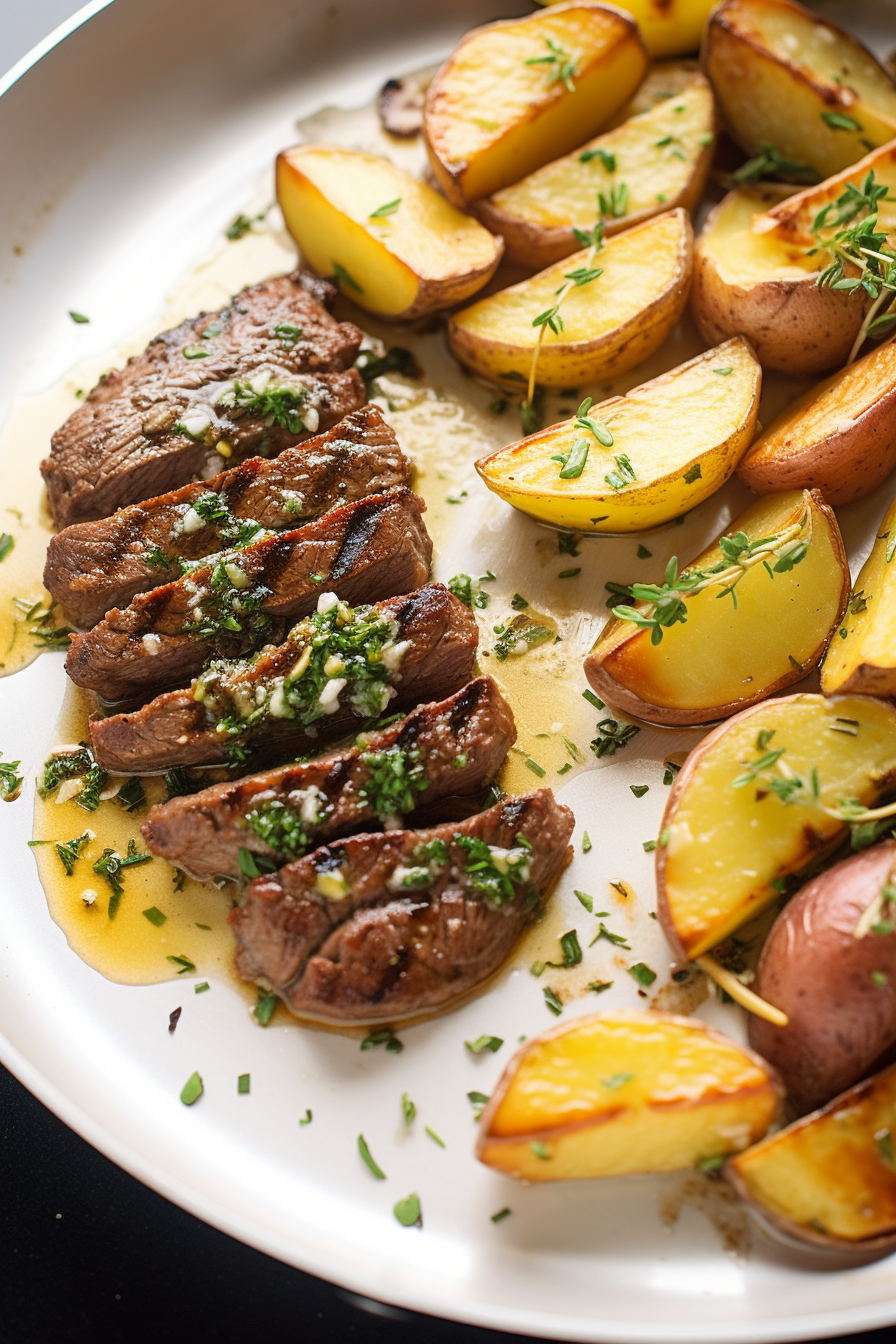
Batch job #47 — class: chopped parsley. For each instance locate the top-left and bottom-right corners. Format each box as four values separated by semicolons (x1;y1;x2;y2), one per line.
237;1073;250;1094
455;834;531;907
393;1193;421;1227
0;754;23;802
467;1090;489;1120
217;379;309;433
92;840;152;918
628;962;657;987
361;1027;404;1053
55;831;92;876
591;718;640;758
253;987;277;1025
242;796;324;863
543;985;563;1015
465;1035;503;1054
180;1072;204;1105
359;747;428;821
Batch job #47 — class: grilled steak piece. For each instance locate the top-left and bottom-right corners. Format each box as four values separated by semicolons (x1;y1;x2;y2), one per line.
42;271;366;527
230;789;574;1023
142;677;515;880
44;406;408;628
65;488;432;702
90;584;478;773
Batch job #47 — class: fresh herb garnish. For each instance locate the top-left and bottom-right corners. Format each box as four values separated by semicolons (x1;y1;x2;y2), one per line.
0;754;23;802
628;962;657;987
0;533;13;564
92;840;152;918
465;1035;503;1054
167;954;196;975
393;1193;422;1227
543;986;563;1015
253;987;277;1026
357;1134;386;1179
55;831;91;876
467;1091;489;1120
811;170;896;361
361;1027;404;1053
331;261;364;293
401;1093;416;1125
590;718;640;758
524;37;578;93
732;142;819;185
180;1072;203;1105
579;146;615;170
369;198;401;218
142;906;167;926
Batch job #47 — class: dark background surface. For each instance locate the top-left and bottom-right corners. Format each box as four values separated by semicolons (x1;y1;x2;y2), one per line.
2;1062;893;1344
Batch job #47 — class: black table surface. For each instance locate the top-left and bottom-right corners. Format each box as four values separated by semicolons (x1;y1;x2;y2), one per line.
2;1063;893;1344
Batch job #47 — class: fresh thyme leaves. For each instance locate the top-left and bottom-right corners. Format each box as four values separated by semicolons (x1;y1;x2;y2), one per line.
524;37;578;93
358;1134;387;1179
575;889;593;912
604;453;637;492
628;962;657;987
511;594;529;610
467;1090;490;1120
543;985;563;1015
821;110;863;132
732;142;820;185
13;597;73;651
0;533;13;564
580;146;615;170
425;1126;446;1148
598;182;629;220
393;1193;422;1227
253;987;278;1025
630;784;649;798
589;921;630;949
492;617;553;662
225;210;266;240
361;1027;404;1053
355;346;420;390
602;1072;634;1089
0;755;23;802
552;436;590;479
299;1108;313;1125
68;310;90;324
167;954;196;975
525;220;604;404
180;1072;203;1105
401;1093;416;1125
573;396;614;447
608;517;811;644
811;170;896;361
589;979;614;994
543;929;583;969
590;718;640;758
55;831;92;876
465;1034;503;1054
92;840;152;918
529;1140;551;1160
183;344;209;360
369;197;401;218
332;261;364;293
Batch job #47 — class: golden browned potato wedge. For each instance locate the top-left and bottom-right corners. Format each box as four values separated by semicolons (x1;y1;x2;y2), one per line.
691;184;867;376
449;209;693;390
748;843;896;1116
423;2;649;207
474;336;759;533
756;139;896;245
538;0;718;59
657;692;896;959
586;489;849;726
822;490;896;696
476;1012;782;1182
726;1063;896;1254
738;337;896;505
702;0;896;181
275;145;502;321
474;67;716;267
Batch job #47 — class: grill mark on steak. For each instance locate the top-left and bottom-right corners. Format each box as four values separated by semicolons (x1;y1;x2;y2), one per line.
141;677;515;880
41;271;366;527
44;406;409;629
229;789;574;1023
64;488;432;701
89;584;478;774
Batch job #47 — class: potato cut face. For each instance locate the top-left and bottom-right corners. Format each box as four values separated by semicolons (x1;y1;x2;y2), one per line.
822;490;896;696
276;146;501;319
474;337;759;533
703;0;896;178
589;490;848;722
424;4;648;204
738;338;896;505
658;693;896;958
480;72;714;264
477;1013;780;1181
727;1064;896;1250
539;0;718;58
761;141;896;245
699;186;819;286
449;210;692;390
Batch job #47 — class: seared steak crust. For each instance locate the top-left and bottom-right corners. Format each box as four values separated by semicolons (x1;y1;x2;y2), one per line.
44;406;408;628
65;488;432;701
42;272;365;527
230;789;574;1023
142;677;515;880
89;584;478;773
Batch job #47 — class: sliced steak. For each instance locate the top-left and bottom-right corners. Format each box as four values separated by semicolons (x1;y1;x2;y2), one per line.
44;405;408;628
230;789;574;1023
65;488;432;701
142;676;515;880
42;271;366;527
89;584;478;773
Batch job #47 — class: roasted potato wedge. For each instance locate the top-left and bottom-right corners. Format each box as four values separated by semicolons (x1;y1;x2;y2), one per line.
423;3;648;207
476;1012;781;1181
691;184;867;376
822;490;896;697
726;1063;896;1255
449;209;693;391
586;489;849;726
756;139;896;246
738;337;896;506
702;0;896;181
538;0;718;58
657;692;896;959
749;843;896;1116
275;145;502;320
474;68;715;268
474;336;759;533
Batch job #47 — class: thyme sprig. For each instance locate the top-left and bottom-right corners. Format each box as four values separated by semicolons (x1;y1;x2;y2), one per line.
733;142;820;186
524;221;604;407
608;514;810;645
810;170;896;362
524;37;578;93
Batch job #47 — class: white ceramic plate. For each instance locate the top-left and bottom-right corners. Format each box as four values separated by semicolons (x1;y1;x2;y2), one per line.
3;2;896;1339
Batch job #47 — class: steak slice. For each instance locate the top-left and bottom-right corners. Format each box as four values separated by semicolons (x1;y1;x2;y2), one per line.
42;271;366;527
65;487;432;701
89;584;478;773
230;789;574;1023
142;676;515;880
44;405;408;628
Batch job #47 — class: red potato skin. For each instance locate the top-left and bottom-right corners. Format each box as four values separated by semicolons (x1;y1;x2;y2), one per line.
749;841;896;1117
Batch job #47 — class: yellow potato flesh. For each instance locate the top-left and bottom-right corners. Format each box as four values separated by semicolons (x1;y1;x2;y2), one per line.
276;147;500;319
425;6;647;203
540;0;717;57
486;78;713;233
450;211;690;389
701;186;819;286
705;0;896;177
474;337;759;532
478;1013;779;1181
822;491;896;696
592;491;846;716
761;142;896;245
659;694;896;958
727;1064;896;1247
